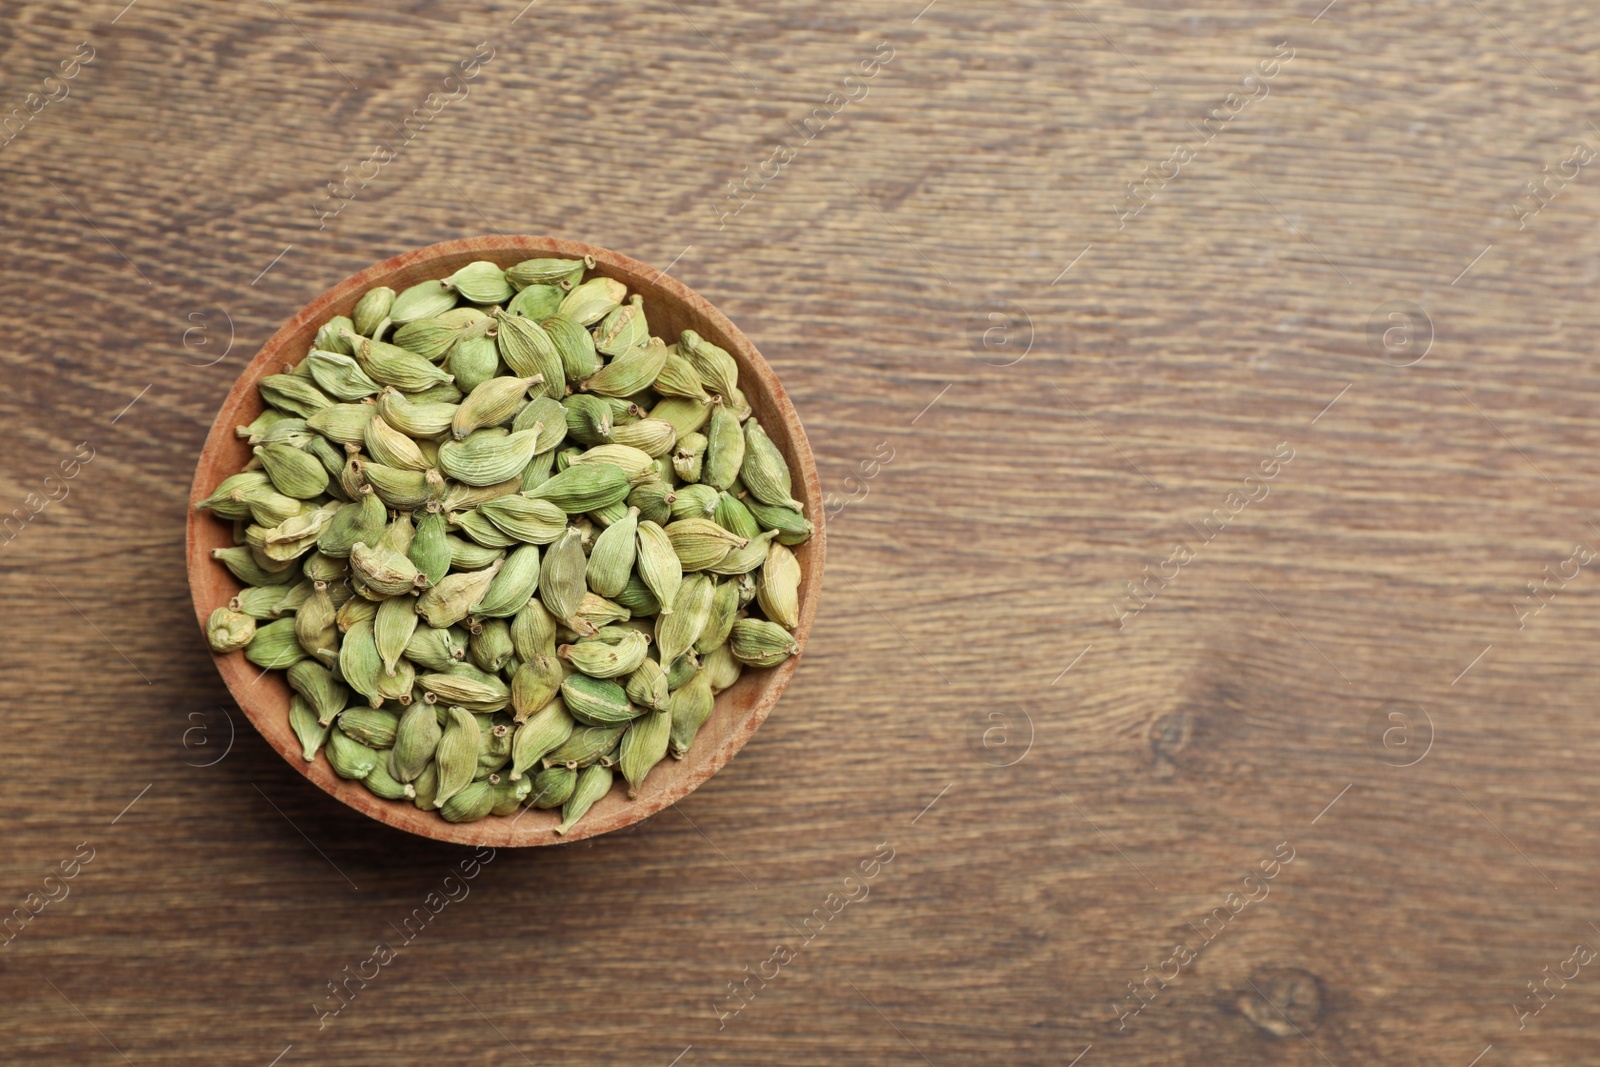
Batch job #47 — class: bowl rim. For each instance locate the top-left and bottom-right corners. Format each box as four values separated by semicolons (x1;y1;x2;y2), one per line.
185;235;825;847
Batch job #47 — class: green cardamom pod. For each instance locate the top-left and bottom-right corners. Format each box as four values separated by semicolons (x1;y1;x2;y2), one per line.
669;483;720;522
389;279;459;324
289;658;350;725
477;717;515;775
510;649;563;722
586;506;638;598
593;294;648;356
655;574;715;663
305;403;378;447
556;763;614;835
442;260;514;305
673;432;707;483
418;666;511;714
439;777;494;823
702;402;746;491
729;618;799;667
702;642;743;693
557;276;626;325
259;374;334;418
302;550;348;583
506;283;563;321
306;349;382;401
563;393;615;446
667;669;714;758
446;333;502;393
715;491;762;541
582;337;669;398
228;585;293;619
472;494;566;545
326;728;380;779
648;396;713;438
352;286;396;336
410;759;440;810
196;471;274;520
609;418;677;458
568;444;656;478
530;763;577;808
254;443;330;500
560;673;639;726
510;697;575;780
376;387;457;438
678;329;740;399
360;462;446;510
625;657;670;711
470;617;516;673
336;594;379;634
757;540;802;629
347;331;456;392
213;546;297;587
506;256;590;289
560;629;649;679
665;518;746;571
543;723;626;769
405;624;467;672
620;709;672;798
438;428;544;487
493;312;566;398
314;316;357;354
706;528;777;577
740;419;803;511
635;519;683;613
363;757;414;801
694;578;741;655
452;508;520;548
447;537;508;574
654;352;712;403
490;772;532;815
405;503;451;587
363;415;431;471
568;592;630;635
664;649;700;691
543;313;601;380
392;702;443;783
538;527;588;621
373;594;419;675
339;618;387;707
244;617;310;670
741;497;814;546
473;543;542;618
453;375;540;440
512;394;568;447
206;606;255;653
349;541;425;597
524;461;632;513
433;705;481;808
317;485;382;558
289;694;332;762
338;706;400;748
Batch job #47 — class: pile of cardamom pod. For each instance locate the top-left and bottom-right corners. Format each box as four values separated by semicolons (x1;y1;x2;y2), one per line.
198;256;811;833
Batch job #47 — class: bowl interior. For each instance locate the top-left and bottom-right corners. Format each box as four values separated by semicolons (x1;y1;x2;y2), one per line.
186;236;824;846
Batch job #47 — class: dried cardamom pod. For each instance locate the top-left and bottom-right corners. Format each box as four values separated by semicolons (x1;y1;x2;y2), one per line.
339;618;387;707
670;483;720;522
625;657;671;711
582;337;669;398
414;558;504;628
245;617;310;670
507;283;563;321
635;519;683;612
409;503;452;587
557;276;626;325
433;705;481;809
376;387;458;438
392;702;443;783
473;543;542;619
489;772;532;815
620;709;672;798
417;666;511;714
665;517;746;571
405;624;467;672
289;694;332;762
694;578;741;655
543;313;601;379
506;256;591;290
586;506;638;598
289;659;350;725
307;349;382;401
538;527;588;621
438;428;544;487
352;286;396;336
442;260;514;305
678;329;741;400
741;498;815;546
593;294;648;356
667;670;715;758
362;415;431;471
656;574;715;663
556;763;614;834
609;418;677;458
446;334;502;393
349;541;425;596
389;279;459;324
493;312;566;398
478;495;567;544
206;607;256;653
255;443;330;500
440;777;495;823
338;706;400;748
543;723;626;770
654;352;712;402
510;696;574;779
729;618;799;667
453;375;540;440
524;461;633;513
326;728;380;779
347;331;456;392
470;618;516;673
529;764;577;808
702;642;743;693
673;432;708;483
363;758;414;801
560;630;649;679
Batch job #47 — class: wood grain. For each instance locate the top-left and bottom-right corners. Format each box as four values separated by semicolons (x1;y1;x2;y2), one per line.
2;0;1598;1063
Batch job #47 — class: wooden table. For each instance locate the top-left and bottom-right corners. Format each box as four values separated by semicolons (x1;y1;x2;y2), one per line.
2;1;1596;1063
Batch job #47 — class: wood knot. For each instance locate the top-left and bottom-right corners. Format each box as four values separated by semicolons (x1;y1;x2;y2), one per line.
1147;711;1194;775
1237;967;1323;1037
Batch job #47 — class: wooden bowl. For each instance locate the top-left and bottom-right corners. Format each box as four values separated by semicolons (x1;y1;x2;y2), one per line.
185;236;825;846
